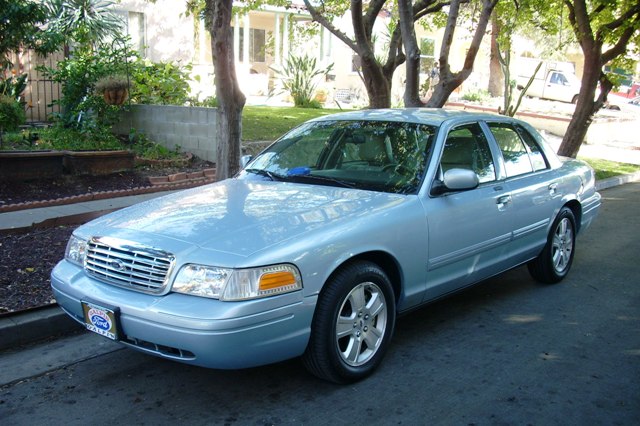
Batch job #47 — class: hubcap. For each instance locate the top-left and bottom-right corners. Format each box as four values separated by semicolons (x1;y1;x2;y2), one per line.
551;218;574;274
335;282;388;367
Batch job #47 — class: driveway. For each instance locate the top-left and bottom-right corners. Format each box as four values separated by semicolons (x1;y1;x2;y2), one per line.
1;184;638;425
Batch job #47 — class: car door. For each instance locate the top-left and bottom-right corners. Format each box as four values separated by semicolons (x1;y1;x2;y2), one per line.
421;122;515;301
485;121;561;264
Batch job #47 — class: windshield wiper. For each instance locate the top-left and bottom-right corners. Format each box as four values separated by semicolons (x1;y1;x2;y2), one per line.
244;168;284;181
286;174;357;189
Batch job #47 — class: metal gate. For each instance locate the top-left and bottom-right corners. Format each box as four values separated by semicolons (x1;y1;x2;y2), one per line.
8;50;63;123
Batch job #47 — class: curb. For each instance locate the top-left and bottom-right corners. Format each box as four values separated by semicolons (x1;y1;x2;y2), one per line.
0;305;78;351
595;171;640;191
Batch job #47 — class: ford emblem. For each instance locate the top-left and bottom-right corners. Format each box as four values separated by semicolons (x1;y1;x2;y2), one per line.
109;259;126;271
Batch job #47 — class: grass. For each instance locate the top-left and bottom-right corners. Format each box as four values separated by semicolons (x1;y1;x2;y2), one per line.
242;106;342;141
581;158;640;180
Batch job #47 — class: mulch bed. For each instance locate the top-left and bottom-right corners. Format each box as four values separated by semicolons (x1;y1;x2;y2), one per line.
0;159;215;314
1;225;76;314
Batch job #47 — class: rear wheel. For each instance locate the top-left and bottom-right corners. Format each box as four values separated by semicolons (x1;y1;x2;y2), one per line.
302;261;396;384
528;207;576;283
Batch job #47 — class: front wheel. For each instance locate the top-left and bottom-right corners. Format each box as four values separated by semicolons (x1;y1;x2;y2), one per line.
302;261;396;384
528;207;576;283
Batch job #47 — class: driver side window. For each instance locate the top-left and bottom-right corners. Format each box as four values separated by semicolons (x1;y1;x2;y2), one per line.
441;124;496;183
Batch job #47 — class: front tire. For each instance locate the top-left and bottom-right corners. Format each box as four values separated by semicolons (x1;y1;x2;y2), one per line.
302;261;396;384
528;207;576;283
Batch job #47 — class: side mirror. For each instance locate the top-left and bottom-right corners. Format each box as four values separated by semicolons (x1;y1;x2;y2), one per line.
240;155;253;169
431;168;479;195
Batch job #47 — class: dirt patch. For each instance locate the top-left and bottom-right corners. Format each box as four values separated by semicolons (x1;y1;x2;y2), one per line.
1;225;76;314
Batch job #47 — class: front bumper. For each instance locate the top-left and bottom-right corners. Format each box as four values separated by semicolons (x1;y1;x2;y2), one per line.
51;260;315;369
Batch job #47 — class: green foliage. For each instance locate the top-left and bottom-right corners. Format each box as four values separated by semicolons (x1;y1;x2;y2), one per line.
39;41;131;127
40;39;194;131
43;0;125;48
0;0;60;70
188;96;218;107
461;89;490;103
129;132;182;160
129;61;194;105
0;95;26;132
0;73;28;102
271;54;333;108
35;124;123;151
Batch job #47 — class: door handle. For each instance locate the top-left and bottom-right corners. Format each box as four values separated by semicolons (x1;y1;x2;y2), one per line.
496;194;512;205
548;183;558;195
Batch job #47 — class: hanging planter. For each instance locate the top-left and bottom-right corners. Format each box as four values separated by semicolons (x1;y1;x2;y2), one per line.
96;75;130;106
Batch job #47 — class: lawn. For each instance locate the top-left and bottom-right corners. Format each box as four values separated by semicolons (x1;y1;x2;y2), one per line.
242;106;342;141
581;158;640;180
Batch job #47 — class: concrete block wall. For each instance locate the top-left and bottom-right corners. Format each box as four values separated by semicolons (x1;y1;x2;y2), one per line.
114;105;217;162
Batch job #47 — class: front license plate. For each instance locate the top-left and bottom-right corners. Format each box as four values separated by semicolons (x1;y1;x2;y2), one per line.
82;301;119;340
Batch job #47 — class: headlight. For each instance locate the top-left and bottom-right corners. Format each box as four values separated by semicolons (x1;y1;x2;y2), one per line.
65;235;87;266
172;263;302;301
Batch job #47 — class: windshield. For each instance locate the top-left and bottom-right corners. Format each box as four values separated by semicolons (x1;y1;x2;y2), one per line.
238;120;436;194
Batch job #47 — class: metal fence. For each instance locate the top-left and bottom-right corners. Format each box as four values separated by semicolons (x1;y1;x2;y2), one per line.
8;50;63;123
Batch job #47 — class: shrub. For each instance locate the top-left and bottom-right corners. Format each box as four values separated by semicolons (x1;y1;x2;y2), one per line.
462;89;490;103
0;95;26;132
271;55;333;107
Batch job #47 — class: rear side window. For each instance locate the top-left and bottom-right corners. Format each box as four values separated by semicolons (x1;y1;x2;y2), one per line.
515;125;548;172
488;123;534;177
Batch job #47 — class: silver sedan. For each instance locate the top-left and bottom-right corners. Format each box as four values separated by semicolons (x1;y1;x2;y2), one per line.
51;109;601;383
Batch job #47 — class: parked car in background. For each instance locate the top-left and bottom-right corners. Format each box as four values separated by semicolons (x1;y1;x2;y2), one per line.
51;109;601;383
516;60;581;104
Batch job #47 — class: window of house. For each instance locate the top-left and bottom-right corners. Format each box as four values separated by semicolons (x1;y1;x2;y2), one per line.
419;38;436;74
113;11;145;56
235;28;266;63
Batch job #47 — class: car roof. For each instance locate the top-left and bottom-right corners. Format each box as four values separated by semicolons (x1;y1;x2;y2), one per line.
310;108;506;126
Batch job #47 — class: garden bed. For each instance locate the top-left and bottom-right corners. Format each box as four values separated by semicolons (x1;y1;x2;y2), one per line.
0;150;135;180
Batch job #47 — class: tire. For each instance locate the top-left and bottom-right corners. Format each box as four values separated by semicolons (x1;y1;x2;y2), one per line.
528;207;576;284
302;261;396;384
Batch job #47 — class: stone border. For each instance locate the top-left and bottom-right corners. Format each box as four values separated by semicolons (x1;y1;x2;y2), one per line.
0;169;216;213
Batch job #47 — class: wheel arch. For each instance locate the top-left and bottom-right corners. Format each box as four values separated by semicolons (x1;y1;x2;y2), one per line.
324;251;403;307
563;199;582;233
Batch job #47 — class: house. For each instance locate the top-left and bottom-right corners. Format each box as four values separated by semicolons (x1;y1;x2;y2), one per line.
115;0;490;107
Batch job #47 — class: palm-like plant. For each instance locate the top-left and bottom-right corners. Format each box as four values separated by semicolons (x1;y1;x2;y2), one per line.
44;0;124;48
271;55;334;107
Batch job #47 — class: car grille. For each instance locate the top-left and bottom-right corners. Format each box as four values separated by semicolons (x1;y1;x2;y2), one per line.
85;236;175;293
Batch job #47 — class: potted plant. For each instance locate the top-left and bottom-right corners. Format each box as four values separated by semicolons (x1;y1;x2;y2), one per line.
95;75;130;105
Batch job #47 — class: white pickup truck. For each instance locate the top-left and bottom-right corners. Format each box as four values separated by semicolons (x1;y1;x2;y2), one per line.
516;61;581;104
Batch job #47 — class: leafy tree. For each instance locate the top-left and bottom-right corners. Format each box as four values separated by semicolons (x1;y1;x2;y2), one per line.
302;0;452;108
557;0;640;158
423;0;499;107
0;0;60;70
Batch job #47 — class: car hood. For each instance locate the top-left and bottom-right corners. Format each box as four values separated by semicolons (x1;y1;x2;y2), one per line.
79;179;407;258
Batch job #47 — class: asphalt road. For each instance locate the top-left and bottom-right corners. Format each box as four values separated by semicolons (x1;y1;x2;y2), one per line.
1;184;638;426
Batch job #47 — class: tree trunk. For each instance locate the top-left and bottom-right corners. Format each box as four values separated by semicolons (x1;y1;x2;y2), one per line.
398;0;424;107
557;50;601;158
205;0;246;180
488;13;504;97
425;0;498;107
359;53;392;108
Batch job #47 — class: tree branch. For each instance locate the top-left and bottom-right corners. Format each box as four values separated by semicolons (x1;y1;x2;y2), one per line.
602;14;640;63
302;0;358;52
